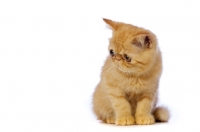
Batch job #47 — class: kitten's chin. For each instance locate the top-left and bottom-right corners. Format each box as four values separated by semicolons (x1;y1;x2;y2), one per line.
115;65;141;76
116;67;124;72
113;63;136;75
116;66;131;74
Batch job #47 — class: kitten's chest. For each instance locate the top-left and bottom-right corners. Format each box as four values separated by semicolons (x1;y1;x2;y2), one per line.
120;77;146;92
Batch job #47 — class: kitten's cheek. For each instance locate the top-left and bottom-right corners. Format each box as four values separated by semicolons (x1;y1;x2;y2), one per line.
111;56;115;61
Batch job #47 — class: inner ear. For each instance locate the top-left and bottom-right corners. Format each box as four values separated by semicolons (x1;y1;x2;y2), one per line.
132;35;152;48
132;40;143;48
144;36;151;48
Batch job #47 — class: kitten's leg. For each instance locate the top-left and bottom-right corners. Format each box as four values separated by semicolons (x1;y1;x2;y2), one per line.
108;93;134;125
135;97;155;125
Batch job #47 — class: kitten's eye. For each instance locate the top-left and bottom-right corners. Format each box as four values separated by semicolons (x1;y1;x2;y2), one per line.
110;50;115;57
124;54;131;62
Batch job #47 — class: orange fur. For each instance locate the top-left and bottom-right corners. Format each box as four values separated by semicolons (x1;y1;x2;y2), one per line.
92;18;170;126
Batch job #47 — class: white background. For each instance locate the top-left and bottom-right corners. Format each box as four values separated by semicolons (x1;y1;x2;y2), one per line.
1;0;200;132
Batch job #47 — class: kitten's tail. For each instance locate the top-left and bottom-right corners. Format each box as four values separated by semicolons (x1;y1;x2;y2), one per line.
153;106;170;122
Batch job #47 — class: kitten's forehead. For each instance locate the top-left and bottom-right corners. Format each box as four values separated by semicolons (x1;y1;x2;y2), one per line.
110;39;131;54
113;25;140;43
114;33;129;44
111;30;134;52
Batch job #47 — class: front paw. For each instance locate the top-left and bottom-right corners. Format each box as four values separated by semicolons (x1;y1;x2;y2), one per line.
106;117;115;124
136;114;155;125
115;116;135;126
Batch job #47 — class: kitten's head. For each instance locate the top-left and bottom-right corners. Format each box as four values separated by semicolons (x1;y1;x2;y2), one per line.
103;18;159;75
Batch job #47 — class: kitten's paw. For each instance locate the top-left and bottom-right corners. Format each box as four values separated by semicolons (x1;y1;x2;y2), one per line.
115;116;135;126
106;117;115;124
136;114;155;125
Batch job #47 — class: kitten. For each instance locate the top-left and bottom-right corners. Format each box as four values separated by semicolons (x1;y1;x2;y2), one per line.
92;18;170;126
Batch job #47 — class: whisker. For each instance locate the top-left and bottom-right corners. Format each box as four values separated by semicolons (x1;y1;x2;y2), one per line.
104;65;114;75
103;63;113;69
126;69;131;79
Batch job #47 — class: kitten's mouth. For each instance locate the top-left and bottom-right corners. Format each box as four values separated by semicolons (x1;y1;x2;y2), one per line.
114;64;132;74
113;62;130;73
116;65;127;73
118;67;125;72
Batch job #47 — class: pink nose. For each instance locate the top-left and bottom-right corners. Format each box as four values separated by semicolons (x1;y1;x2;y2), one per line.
115;55;122;61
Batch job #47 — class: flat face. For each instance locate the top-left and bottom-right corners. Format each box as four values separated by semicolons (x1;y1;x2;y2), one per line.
108;24;157;74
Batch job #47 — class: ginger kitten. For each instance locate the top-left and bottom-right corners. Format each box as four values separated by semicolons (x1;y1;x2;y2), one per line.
92;18;169;126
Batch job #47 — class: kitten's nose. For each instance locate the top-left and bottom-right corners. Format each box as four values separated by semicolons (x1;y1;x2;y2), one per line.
115;54;122;61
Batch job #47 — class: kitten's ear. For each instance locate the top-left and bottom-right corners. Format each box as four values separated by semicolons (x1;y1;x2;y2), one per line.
132;34;152;48
103;18;119;31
